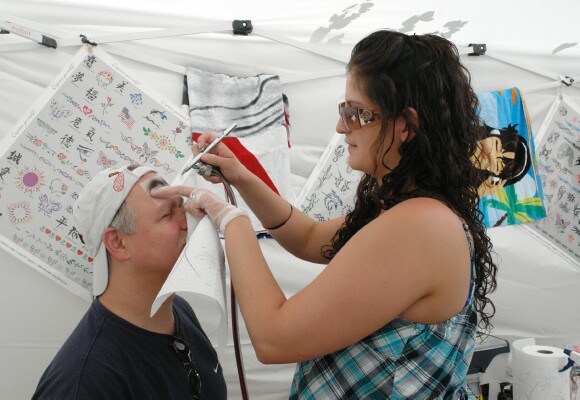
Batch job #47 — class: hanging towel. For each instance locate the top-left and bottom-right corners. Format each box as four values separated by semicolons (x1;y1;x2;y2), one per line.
475;87;546;227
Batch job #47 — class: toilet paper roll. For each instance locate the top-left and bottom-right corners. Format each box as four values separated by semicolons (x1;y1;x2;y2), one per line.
513;338;571;400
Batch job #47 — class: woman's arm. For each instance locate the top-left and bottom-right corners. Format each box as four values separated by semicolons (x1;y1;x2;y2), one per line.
231;169;345;263
223;197;472;364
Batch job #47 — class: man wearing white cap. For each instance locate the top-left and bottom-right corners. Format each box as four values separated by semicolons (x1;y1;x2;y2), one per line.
32;165;227;400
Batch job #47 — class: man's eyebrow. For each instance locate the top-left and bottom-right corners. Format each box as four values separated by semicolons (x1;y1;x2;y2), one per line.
144;176;168;192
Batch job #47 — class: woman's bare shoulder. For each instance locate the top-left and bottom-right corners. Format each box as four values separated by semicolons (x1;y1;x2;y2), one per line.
381;197;464;228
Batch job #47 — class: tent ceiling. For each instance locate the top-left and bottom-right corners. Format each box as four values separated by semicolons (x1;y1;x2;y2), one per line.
2;0;579;56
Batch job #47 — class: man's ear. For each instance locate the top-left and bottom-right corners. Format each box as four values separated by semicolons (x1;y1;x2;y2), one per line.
102;227;130;262
403;107;418;142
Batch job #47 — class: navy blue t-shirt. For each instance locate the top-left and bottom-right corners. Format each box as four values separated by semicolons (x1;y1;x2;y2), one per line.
32;296;227;399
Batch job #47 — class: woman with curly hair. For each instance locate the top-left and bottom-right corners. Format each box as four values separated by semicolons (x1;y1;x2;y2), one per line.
153;29;498;399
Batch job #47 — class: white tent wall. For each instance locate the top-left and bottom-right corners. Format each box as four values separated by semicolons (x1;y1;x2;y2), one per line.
1;1;579;399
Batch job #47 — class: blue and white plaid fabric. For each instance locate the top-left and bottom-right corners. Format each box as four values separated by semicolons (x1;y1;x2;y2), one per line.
290;225;477;399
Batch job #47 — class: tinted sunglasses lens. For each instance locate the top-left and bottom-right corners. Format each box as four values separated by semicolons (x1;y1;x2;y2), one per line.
190;371;202;398
174;341;186;352
338;103;360;131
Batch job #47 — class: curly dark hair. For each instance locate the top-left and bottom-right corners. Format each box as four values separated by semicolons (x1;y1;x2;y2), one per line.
322;30;498;334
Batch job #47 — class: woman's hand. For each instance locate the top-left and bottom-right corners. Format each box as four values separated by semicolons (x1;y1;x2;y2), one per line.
194;133;247;186
151;186;247;233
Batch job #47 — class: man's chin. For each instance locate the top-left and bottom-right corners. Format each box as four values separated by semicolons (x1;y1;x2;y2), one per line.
178;237;188;251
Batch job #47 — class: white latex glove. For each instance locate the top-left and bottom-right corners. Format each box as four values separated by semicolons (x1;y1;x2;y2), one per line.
186;189;247;233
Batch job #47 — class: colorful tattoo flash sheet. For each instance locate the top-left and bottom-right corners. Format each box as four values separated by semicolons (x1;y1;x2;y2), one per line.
0;46;193;299
527;98;580;265
297;133;363;221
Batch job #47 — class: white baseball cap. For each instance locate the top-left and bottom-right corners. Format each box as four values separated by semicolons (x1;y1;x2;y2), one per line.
73;165;156;296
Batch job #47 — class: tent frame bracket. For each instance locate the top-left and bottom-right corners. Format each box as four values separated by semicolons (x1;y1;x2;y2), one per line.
0;19;57;48
232;20;253;35
468;43;487;56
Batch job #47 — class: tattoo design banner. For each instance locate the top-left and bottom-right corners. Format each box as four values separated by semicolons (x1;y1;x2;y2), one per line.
0;46;193;300
297;133;363;221
526;97;580;266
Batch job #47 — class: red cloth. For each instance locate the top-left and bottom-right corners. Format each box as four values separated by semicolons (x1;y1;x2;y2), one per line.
191;133;280;195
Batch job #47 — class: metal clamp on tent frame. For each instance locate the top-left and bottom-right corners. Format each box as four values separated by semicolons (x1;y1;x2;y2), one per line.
39;35;57;48
233;20;253;35
561;76;575;86
0;20;57;48
79;34;97;47
468;43;486;56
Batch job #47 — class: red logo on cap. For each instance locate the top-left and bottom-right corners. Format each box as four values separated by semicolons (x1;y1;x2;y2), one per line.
113;172;125;192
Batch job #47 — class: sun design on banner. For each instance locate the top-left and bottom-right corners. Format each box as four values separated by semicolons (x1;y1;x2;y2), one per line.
7;201;33;225
15;165;46;195
96;71;114;87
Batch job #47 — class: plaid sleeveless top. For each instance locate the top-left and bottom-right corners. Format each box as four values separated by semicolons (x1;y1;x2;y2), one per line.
289;224;477;399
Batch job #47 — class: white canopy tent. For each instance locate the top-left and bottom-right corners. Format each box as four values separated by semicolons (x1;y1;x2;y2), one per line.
0;1;579;399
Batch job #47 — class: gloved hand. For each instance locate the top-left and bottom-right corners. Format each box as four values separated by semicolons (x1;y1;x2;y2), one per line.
152;185;247;233
186;189;247;233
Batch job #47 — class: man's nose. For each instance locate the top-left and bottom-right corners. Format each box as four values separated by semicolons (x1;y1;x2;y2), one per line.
178;207;188;230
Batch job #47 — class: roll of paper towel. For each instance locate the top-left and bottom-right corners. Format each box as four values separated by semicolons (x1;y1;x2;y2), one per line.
512;338;571;400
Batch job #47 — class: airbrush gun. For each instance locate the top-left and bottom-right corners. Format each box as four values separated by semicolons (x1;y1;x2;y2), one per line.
180;123;237;176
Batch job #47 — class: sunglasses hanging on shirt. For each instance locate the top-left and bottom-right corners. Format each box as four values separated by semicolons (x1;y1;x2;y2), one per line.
171;337;202;400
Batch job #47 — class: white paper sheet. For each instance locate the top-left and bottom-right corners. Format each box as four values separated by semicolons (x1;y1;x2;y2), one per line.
151;214;227;349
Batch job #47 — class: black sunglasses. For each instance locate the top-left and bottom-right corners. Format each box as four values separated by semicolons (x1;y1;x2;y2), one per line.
172;337;202;400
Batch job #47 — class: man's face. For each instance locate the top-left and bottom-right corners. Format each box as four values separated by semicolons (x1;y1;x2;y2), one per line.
122;172;187;280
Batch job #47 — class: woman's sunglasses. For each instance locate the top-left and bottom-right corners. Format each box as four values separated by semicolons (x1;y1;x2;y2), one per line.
338;102;380;132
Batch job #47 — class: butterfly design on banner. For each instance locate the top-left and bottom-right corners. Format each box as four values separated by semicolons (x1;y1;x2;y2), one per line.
140;142;159;164
38;194;62;216
96;150;118;169
555;213;571;234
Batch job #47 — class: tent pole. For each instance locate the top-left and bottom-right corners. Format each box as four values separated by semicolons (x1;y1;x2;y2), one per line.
252;27;348;64
485;50;562;81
